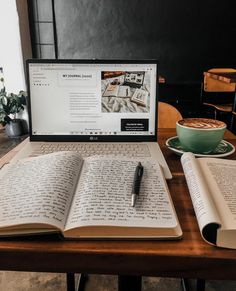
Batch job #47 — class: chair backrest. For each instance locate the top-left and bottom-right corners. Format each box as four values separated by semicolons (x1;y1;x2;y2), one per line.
204;68;236;92
158;102;182;128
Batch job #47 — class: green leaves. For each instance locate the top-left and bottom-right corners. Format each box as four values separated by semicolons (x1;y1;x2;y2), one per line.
0;89;27;125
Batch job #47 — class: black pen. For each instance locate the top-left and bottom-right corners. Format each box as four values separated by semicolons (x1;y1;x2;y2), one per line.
131;162;144;207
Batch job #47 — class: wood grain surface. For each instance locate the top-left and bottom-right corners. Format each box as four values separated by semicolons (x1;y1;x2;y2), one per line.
204;71;236;84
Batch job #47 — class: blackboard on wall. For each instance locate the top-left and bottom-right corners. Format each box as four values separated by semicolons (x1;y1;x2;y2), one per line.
47;0;236;83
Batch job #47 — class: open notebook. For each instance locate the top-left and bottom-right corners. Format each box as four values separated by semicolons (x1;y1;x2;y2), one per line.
10;59;171;179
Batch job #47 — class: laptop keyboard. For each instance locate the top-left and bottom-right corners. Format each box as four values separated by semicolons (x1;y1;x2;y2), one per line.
30;143;151;158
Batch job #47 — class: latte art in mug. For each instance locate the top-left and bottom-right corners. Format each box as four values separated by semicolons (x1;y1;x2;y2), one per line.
176;118;226;153
178;118;225;129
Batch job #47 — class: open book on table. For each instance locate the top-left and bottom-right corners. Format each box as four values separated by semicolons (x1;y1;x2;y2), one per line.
103;84;131;98
0;152;182;239
181;152;236;249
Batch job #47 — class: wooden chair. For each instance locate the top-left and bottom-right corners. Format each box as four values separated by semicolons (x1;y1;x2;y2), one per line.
158;101;182;128
201;68;236;121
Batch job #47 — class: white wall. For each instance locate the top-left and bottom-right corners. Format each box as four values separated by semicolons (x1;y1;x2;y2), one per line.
0;0;31;93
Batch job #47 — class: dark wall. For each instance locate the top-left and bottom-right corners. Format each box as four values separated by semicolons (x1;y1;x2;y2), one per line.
31;0;236;83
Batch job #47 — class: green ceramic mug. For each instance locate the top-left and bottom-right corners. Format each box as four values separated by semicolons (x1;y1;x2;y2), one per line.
176;118;226;154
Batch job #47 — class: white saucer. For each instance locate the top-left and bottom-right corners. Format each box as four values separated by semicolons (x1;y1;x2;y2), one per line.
166;136;235;157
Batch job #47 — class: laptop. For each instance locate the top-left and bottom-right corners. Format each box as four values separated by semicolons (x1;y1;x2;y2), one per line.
10;59;172;179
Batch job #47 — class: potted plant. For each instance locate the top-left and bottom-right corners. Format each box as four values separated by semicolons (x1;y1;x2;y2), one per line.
0;77;27;137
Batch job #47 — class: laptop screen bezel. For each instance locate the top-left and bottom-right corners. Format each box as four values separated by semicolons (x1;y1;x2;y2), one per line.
27;59;159;142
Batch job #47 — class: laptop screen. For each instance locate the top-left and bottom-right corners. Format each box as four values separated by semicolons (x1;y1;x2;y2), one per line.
27;59;158;142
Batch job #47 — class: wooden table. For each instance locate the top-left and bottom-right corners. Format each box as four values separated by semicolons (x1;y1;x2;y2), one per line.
0;129;236;291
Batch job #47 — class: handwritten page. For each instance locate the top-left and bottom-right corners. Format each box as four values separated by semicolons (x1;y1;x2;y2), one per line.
0;151;82;230
65;156;177;230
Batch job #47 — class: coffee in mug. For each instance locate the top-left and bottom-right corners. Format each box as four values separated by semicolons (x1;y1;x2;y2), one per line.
176;118;226;153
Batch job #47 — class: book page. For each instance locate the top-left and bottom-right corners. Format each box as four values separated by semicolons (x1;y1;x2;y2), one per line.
0;151;82;230
198;158;236;228
65;157;177;230
181;153;221;244
102;84;119;97
131;88;148;107
117;85;131;97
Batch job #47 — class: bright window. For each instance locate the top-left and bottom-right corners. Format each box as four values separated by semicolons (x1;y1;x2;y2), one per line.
0;0;31;93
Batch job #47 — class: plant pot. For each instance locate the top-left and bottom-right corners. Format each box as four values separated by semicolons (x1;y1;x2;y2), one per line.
5;119;23;138
16;98;29;134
